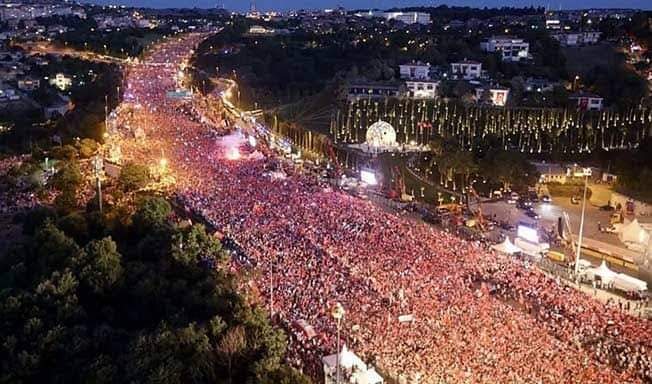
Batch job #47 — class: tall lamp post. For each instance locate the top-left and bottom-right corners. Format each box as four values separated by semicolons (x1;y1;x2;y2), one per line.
92;155;104;214
574;168;591;278
331;302;345;384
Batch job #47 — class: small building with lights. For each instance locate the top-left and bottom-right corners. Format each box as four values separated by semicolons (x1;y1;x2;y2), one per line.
569;92;603;111
475;85;510;107
480;36;530;62
404;79;439;99
451;60;482;80
399;61;431;80
347;82;405;100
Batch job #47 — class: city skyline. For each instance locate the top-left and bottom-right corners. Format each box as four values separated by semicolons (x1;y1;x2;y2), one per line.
83;0;652;11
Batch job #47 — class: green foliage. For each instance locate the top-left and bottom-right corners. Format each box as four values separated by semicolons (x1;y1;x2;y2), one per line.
78;138;99;158
50;161;82;191
480;150;539;191
57;212;89;243
76;237;123;295
119;162;150;192
171;224;225;267
30;222;82;283
132;197;171;232
54;189;78;215
51;144;79;161
21;206;57;235
0;199;308;383
546;182;593;199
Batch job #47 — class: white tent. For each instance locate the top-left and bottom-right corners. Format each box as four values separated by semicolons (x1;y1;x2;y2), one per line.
619;219;650;246
584;260;618;284
491;237;522;255
613;273;647;292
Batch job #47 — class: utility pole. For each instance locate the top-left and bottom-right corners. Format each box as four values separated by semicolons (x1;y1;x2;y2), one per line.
93;155;104;214
574;172;590;277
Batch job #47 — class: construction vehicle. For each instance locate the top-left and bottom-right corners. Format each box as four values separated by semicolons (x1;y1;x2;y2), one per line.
386;166;412;201
466;185;486;231
325;143;342;181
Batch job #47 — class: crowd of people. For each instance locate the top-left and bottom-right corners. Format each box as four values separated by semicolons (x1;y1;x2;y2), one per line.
110;34;652;383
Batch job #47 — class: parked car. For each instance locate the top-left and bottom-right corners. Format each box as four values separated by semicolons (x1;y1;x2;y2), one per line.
599;204;615;211
541;195;552;203
571;195;581;204
499;221;515;231
517;199;533;209
525;208;540;220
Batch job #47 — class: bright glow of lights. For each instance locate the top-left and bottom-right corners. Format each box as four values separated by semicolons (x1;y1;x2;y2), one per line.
360;169;378;185
248;136;257;147
518;225;539;243
225;147;241;160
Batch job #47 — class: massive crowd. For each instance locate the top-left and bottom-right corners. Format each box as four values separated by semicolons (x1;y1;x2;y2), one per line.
111;34;652;383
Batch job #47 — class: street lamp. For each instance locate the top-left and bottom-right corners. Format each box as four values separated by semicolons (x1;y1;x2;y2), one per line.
331;302;345;384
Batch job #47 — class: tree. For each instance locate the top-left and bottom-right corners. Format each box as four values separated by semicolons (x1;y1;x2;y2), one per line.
119;162;150;192
78;138;98;158
132;197;171;232
217;325;247;384
30;222;81;281
50;161;82;191
481;150;539;191
171;224;225;268
54;188;78;214
57;212;89;242
76;237;123;295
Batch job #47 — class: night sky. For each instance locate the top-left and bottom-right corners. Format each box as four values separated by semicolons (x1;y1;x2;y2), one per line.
84;0;652;12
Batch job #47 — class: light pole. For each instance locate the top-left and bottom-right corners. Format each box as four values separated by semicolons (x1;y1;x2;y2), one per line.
331;302;345;384
92;155;104;214
574;170;591;277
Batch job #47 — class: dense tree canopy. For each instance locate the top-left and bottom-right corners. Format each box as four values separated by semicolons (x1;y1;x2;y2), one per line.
0;197;309;383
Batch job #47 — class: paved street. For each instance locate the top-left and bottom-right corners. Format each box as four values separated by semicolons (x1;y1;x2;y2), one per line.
482;187;644;244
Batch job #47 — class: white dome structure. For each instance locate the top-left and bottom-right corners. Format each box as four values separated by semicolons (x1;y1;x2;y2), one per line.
365;120;397;149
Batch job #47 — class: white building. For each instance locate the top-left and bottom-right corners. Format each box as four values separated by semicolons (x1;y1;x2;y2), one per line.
475;86;510;106
17;77;40;91
399;61;431;80
247;25;276;35
356;10;430;25
322;345;384;384
451;60;482;80
481;36;530;62
382;11;430;25
569;92;603;111
405;79;439;99
551;31;602;47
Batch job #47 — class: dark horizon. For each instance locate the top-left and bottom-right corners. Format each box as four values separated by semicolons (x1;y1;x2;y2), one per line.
82;0;652;12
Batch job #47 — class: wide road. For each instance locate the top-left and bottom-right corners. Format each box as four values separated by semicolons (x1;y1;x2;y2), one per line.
109;32;652;383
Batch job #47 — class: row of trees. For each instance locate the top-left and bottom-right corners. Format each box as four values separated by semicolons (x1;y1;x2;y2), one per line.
426;135;539;194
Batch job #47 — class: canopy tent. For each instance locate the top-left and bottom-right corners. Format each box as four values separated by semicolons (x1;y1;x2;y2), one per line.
583;260;618;284
619;219;650;247
491;237;522;255
613;273;648;292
